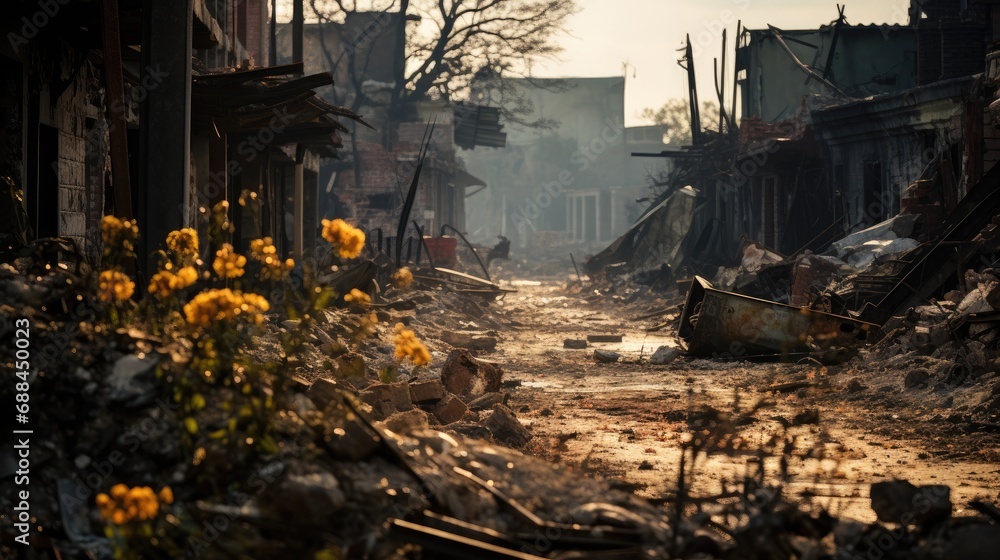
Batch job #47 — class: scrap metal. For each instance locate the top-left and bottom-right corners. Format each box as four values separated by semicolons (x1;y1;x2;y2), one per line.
679;276;876;359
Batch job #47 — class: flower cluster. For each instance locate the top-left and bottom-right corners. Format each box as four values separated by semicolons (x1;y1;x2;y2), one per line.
343;288;371;304
210;200;235;240
321;218;365;259
95;484;173;525
101;216;139;260
213;243;246;279
183;288;270;327
148;265;198;299
98;270;135;302
166;228;199;262
249;237;294;280
391;267;413;289
357;311;379;339
393;323;430;366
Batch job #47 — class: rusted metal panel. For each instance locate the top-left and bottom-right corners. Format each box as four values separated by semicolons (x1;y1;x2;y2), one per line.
679;276;876;359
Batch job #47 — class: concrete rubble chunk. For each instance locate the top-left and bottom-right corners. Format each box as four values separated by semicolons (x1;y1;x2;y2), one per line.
444;422;494;441
904;368;931;389
441;330;498;351
830;214;917;256
359;381;413;419
564;339;588;349
466;392;505;411
307;378;342;408
382;408;431;435
264;468;345;524
842;238;920;269
845;378;866;393
440;349;503;398
594;350;621;363
956;285;996;318
649;346;682;365
310;391;383;461
432;393;469;425
739;240;786;274
870;480;951;525
484;403;532;447
408;379;445;403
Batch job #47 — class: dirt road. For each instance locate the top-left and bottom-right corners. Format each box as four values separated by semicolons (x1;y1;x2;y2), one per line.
488;279;1000;522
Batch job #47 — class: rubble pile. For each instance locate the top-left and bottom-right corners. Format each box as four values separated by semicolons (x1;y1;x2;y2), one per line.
710;215;922;307
0;245;558;558
3;251;1000;559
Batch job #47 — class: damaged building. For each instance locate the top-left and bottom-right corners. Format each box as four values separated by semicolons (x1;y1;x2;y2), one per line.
461;76;664;253
583;0;1000;360
270;11;498;263
0;0;367;275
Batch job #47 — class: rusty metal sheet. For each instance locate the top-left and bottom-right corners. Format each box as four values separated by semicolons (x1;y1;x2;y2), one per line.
679;276;876;360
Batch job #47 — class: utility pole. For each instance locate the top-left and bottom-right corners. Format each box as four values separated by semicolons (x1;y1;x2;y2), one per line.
269;0;277;65
292;0;304;257
681;34;702;146
292;0;303;64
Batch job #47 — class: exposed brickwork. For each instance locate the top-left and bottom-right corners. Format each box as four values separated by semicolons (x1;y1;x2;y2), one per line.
53;66;100;249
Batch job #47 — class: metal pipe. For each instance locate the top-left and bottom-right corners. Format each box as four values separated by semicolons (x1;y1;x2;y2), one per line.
440;224;491;281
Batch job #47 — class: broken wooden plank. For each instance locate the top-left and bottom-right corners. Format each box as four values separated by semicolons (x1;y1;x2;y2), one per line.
587;334;623;343
389;519;548;560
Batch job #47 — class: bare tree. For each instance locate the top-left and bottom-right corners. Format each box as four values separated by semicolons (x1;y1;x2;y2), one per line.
642;99;721;145
307;0;577;121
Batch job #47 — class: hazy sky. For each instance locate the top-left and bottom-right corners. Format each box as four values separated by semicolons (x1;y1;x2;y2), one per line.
280;0;912;126
534;0;911;125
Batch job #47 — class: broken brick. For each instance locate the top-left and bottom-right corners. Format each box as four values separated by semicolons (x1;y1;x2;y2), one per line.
441;349;503;398
307;378;342;409
484;404;532;448
466;392;505;411
359;381;413;419
432;393;469;425
408;379;445;403
382;408;431;435
594;350;621;363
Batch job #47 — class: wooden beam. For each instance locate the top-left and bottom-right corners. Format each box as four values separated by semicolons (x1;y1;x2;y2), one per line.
101;0;132;219
767;25;849;98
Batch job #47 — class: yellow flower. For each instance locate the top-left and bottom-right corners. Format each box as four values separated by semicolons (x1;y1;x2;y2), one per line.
110;484;128;500
97;484;168;525
249;237;294;280
98;270;135;302
100;216;139;258
148;265;199;299
343;288;371;304
158;487;174;505
166;228;199;261
176;266;198;287
183;288;270;327
321;218;365;259
391;267;413;289
213;243;246;279
393;323;430;366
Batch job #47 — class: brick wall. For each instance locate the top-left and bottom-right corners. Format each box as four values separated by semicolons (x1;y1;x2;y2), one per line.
51;59;106;256
239;0;267;66
54;75;88;245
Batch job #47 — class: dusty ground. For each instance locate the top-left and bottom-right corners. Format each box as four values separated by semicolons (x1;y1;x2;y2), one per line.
488;278;1000;523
